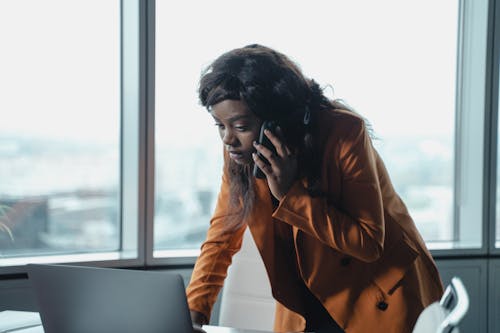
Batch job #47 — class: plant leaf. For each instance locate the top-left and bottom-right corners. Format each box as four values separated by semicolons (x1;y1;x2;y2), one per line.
0;222;14;242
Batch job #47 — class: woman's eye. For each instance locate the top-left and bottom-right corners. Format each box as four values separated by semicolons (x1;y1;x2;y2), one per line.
235;125;248;132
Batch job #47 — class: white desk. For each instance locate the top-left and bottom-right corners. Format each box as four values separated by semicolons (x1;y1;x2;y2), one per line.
4;327;42;333
0;311;273;333
203;326;273;333
2;326;269;333
0;311;42;333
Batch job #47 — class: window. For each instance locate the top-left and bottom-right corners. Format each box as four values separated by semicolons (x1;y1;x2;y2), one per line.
494;0;500;250
0;1;122;260
0;0;493;271
154;0;478;256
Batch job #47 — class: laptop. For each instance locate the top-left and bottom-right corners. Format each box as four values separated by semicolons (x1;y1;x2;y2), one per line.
26;263;193;333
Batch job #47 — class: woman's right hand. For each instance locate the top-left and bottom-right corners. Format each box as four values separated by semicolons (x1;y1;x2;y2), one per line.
192;323;206;333
190;310;208;333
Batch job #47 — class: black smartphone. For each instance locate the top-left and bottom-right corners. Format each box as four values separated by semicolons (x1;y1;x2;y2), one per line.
253;120;278;179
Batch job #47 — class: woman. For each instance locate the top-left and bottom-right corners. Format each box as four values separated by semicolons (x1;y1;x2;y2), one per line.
186;44;443;333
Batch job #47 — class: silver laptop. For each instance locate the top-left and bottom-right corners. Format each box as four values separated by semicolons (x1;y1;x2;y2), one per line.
26;264;193;333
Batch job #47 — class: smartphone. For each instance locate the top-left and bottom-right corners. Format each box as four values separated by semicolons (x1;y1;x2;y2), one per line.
253;120;278;179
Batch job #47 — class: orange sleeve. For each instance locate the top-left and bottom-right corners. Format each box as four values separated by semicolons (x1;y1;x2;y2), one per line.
272;117;385;262
186;164;246;322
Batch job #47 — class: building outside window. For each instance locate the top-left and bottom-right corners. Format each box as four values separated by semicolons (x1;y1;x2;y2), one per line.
153;0;465;255
0;0;494;268
0;0;121;259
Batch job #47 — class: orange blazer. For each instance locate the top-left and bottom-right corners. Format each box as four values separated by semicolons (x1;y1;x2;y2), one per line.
187;108;444;333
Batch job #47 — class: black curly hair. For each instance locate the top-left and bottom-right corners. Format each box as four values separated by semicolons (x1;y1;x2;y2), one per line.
199;44;335;228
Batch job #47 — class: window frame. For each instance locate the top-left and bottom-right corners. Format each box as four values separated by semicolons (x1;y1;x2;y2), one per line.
430;0;490;257
487;0;500;255
0;0;146;275
146;0;492;262
0;0;498;275
143;0;200;266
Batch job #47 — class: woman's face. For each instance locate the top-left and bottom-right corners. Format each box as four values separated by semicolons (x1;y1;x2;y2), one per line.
210;99;262;165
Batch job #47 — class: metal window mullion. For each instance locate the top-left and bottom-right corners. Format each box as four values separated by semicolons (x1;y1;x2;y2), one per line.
119;0;145;267
488;0;500;254
460;0;487;252
453;0;466;244
144;0;156;266
433;0;489;256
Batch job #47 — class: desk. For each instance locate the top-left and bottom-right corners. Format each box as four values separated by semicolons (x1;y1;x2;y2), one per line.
0;311;274;333
203;326;274;333
2;326;269;333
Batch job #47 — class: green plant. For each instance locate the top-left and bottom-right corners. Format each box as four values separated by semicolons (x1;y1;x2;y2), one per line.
0;204;14;242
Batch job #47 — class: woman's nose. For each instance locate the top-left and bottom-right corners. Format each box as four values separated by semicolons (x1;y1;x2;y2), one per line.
222;130;236;146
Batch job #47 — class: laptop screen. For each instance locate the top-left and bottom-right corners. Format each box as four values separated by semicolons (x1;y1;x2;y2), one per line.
27;264;193;333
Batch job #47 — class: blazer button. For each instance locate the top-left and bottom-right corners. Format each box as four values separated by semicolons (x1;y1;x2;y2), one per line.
377;301;388;311
340;256;351;266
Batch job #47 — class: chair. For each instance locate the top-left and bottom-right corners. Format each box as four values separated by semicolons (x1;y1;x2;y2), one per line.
412;276;469;333
218;228;275;331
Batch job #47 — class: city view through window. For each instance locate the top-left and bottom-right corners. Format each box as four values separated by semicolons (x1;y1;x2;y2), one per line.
154;0;458;251
0;1;120;257
0;1;469;258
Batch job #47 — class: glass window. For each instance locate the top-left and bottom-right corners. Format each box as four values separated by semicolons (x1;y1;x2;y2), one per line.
0;0;121;258
497;76;500;249
497;126;500;248
154;0;461;254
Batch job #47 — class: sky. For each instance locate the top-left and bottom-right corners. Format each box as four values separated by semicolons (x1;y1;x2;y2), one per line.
0;0;458;146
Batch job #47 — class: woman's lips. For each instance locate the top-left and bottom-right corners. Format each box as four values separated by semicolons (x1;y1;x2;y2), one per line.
229;151;244;161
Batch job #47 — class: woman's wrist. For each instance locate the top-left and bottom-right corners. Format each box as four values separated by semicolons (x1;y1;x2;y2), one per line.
190;310;208;326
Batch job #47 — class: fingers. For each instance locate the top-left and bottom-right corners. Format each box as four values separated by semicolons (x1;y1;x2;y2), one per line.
253;129;298;200
263;127;289;157
253;126;294;172
192;325;207;333
253;141;278;166
252;152;273;178
192;322;207;333
253;126;296;181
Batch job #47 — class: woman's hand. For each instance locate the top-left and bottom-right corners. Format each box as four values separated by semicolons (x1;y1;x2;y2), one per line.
192;323;206;333
190;310;208;333
253;127;298;201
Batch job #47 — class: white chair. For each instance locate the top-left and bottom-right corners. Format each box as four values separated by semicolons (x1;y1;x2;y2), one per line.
412;276;470;333
218;228;275;331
